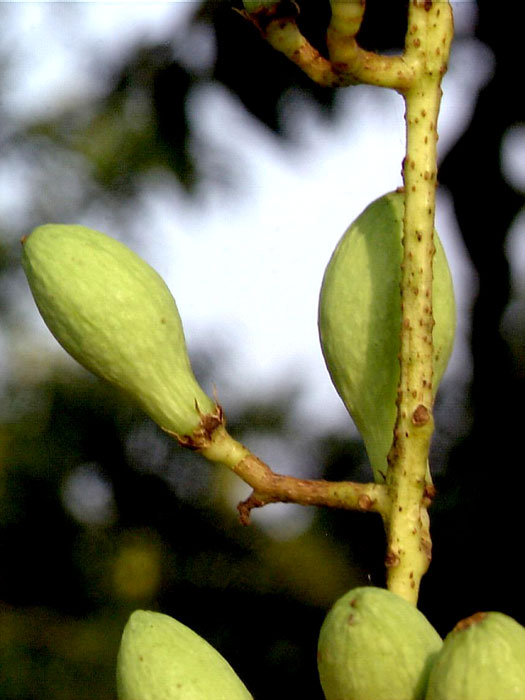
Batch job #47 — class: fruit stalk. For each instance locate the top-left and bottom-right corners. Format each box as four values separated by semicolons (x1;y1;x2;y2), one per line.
199;424;390;524
384;1;454;602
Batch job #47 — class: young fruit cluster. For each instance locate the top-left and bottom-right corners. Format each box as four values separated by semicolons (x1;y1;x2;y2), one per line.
317;586;525;700
318;191;456;482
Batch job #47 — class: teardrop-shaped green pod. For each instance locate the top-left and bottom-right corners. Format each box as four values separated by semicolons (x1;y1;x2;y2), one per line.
318;192;456;482
425;611;525;700
21;224;217;439
317;586;442;700
117;610;253;700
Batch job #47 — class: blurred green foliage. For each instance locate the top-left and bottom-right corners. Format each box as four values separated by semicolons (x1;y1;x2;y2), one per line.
1;0;525;698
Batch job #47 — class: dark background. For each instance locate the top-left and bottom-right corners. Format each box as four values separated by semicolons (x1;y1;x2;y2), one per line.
1;1;524;698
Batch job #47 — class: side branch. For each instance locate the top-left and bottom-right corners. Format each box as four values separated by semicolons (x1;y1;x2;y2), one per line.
196;423;390;524
233;453;389;524
240;6;415;90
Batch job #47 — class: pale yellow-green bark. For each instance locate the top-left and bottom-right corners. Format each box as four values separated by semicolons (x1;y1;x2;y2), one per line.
385;1;454;603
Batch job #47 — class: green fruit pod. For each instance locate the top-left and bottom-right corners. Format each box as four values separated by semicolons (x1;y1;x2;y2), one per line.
117;610;253;700
21;224;217;439
317;586;442;700
318;191;456;482
425;611;525;700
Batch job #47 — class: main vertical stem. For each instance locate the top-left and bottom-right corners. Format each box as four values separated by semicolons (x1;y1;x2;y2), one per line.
385;1;453;604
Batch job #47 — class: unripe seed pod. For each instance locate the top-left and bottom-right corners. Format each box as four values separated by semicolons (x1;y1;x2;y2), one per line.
317;586;442;700
425;611;525;700
117;610;253;699
318;192;456;482
21;224;217;439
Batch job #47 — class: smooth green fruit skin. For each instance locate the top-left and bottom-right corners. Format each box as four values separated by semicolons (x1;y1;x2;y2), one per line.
318;586;442;700
117;610;253;700
318;192;456;482
22;225;215;436
425;612;525;700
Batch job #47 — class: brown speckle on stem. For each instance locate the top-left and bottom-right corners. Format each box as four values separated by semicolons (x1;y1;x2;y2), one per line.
412;404;430;426
385;549;400;567
423;483;437;507
357;494;374;510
